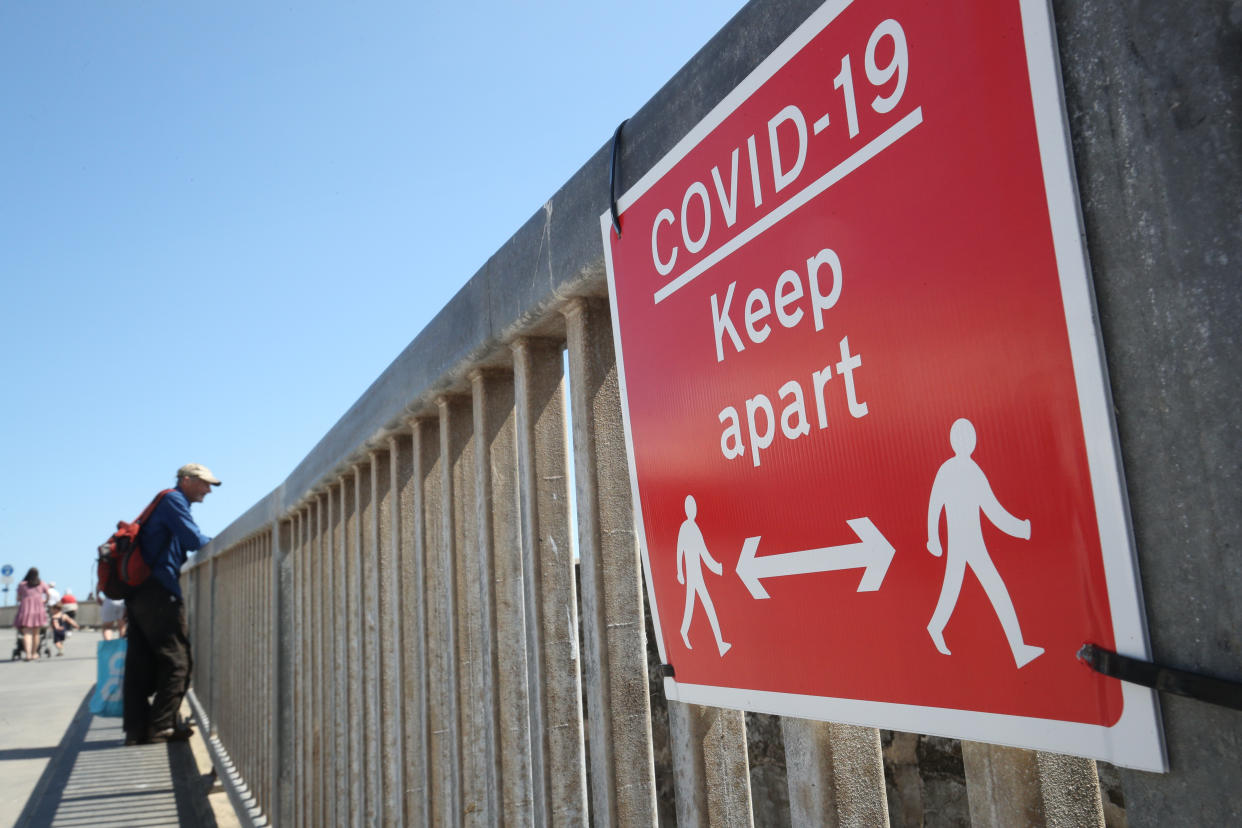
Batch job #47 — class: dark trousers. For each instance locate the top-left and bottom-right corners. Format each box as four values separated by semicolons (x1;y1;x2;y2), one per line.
123;581;192;737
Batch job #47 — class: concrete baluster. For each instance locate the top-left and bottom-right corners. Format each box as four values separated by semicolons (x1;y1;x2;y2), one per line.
244;542;253;793
208;554;218;719
441;392;490;825
404;420;434;827
303;505;317;828
253;541;260;811
254;539;263;807
357;458;381;828
254;539;263;808
296;509;310;828
240;546;247;766
264;531;272;815
377;442;405;827
229;549;237;745
564;297;659;827
329;482;349;828
514;337;590;827
474;369;534;824
463;370;506;824
426;402;462;826
264;533;271;815
232;550;238;727
513;352;548;828
341;472;361;828
780;718;889;827
669;702;754;827
228;547;238;780
250;540;258;798
962;741;1104;827
267;530;277;815
244;543;252;792
283;515;298;828
249;540;257;809
312;493;327;828
300;508;313;828
233;547;239;736
218;554;227;743
326;500;339;822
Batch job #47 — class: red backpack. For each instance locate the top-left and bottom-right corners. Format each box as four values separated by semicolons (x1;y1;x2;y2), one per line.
96;489;173;600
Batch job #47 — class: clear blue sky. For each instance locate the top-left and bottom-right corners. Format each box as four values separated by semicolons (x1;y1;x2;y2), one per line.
0;1;746;602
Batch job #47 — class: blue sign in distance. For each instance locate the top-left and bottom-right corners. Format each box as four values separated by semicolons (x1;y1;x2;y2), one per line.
0;564;12;577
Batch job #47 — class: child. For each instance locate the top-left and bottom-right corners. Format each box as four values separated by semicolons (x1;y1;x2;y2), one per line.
49;604;80;657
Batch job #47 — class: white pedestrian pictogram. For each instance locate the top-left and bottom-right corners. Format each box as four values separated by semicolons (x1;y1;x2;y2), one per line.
926;418;1043;668
677;495;732;657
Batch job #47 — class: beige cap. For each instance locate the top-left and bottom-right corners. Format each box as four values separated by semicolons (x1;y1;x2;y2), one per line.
177;463;222;486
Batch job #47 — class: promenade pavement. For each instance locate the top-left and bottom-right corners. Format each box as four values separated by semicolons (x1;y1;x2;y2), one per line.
0;630;236;828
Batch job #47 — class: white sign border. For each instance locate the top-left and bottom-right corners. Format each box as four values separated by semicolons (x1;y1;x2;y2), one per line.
600;0;1167;772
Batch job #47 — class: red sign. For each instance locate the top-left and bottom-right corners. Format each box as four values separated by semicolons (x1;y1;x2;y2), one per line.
602;0;1164;769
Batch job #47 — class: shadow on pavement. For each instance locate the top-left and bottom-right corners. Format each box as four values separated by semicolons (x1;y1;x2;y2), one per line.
14;686;218;827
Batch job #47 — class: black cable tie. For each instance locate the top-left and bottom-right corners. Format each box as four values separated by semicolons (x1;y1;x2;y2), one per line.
1078;643;1242;712
609;119;628;238
660;663;675;678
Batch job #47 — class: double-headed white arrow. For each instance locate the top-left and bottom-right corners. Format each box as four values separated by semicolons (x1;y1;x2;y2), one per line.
736;518;895;599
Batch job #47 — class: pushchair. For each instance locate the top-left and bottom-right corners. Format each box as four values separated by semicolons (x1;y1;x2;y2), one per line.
11;624;53;660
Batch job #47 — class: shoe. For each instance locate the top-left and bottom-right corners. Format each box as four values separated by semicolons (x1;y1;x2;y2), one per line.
147;728;192;743
173;717;196;737
124;734;148;746
147;726;192;743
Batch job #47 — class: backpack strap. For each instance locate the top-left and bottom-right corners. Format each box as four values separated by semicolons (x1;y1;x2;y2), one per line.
135;489;175;526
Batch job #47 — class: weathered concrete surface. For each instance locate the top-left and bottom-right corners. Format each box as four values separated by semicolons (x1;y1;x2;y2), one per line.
963;741;1104;827
567;298;660;827
1051;1;1242;824
781;718;890;827
670;701;755;827
514;337;589;826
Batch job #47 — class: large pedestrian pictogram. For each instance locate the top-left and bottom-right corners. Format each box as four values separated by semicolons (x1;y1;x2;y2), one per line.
602;0;1165;770
925;419;1043;668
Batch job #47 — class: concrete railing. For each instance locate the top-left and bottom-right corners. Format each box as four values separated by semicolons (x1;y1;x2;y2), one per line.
181;0;1242;825
0;602;101;629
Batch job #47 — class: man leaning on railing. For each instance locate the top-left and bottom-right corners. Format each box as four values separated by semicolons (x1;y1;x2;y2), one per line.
123;463;220;746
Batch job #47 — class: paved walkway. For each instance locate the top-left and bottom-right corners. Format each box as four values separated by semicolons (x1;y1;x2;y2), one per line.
0;630;235;828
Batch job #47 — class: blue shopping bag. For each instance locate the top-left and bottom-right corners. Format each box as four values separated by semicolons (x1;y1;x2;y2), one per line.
90;638;126;717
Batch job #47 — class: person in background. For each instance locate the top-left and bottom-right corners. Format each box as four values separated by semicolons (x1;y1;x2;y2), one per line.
124;463;220;745
49;604;80;656
14;568;49;661
100;594;127;640
60;589;79;621
44;581;61;609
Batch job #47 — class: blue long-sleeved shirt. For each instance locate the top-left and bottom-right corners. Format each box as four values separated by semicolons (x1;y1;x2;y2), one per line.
138;487;211;599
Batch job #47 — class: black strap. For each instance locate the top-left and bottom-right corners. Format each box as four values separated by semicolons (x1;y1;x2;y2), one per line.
1078;644;1242;711
609;119;628;238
